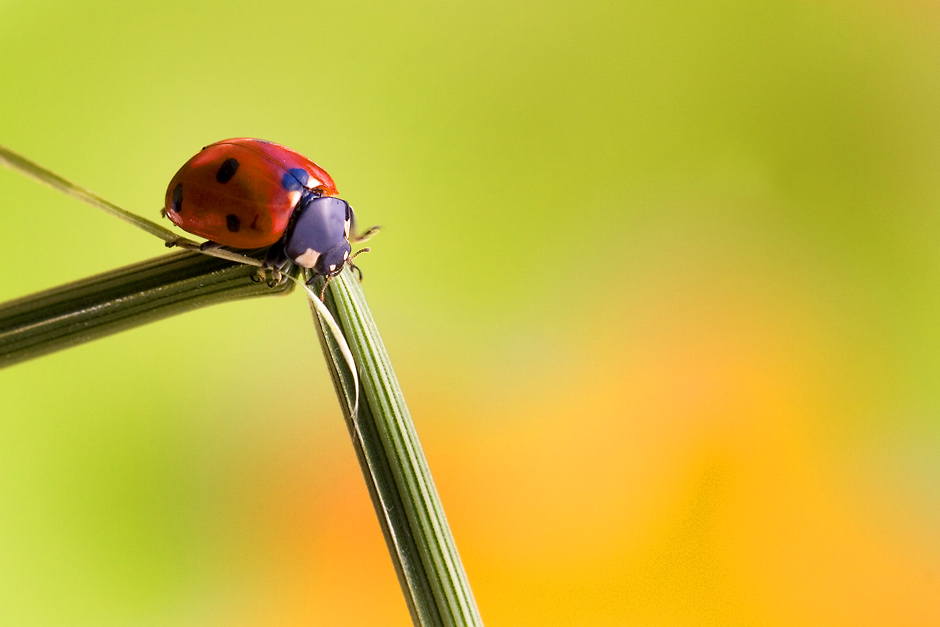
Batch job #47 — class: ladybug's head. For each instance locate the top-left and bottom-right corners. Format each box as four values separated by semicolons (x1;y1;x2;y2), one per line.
313;241;353;278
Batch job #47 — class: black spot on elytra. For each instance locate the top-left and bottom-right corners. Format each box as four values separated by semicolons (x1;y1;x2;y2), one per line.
226;214;240;232
216;158;239;183
171;183;183;213
281;168;310;192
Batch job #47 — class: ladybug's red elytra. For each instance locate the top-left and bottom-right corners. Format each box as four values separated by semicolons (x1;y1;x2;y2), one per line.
164;138;374;287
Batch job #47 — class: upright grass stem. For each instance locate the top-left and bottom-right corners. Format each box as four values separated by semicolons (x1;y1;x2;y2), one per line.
312;271;484;627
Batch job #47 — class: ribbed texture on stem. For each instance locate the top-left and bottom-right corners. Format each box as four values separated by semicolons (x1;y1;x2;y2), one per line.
0;251;292;368
311;270;484;627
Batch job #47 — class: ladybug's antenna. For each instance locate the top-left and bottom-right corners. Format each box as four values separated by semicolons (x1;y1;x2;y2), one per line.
347;247;371;281
318;277;334;301
349;247;371;261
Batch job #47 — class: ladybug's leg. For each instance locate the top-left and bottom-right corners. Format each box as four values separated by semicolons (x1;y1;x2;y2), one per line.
263;241;288;269
301;268;331;300
346;205;381;244
251;242;289;286
163;236;203;250
351;225;381;244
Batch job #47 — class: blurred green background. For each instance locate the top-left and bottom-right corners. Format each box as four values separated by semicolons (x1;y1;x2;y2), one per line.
3;0;940;624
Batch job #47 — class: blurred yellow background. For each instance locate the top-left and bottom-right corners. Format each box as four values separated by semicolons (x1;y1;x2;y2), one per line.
2;0;940;624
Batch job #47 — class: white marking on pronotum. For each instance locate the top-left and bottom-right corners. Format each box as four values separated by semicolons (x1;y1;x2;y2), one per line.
295;248;321;268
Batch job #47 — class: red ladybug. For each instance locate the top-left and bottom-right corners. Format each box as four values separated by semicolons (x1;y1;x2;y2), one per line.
164;138;372;285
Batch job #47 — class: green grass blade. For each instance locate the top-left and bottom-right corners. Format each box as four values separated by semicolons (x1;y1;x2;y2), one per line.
0;250;292;368
0;143;189;245
310;270;484;627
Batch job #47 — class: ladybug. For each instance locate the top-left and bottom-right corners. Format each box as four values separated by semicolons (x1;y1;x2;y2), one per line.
164;138;373;288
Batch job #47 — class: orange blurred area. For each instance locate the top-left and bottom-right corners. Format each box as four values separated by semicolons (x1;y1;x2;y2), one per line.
427;260;940;625
3;0;940;625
